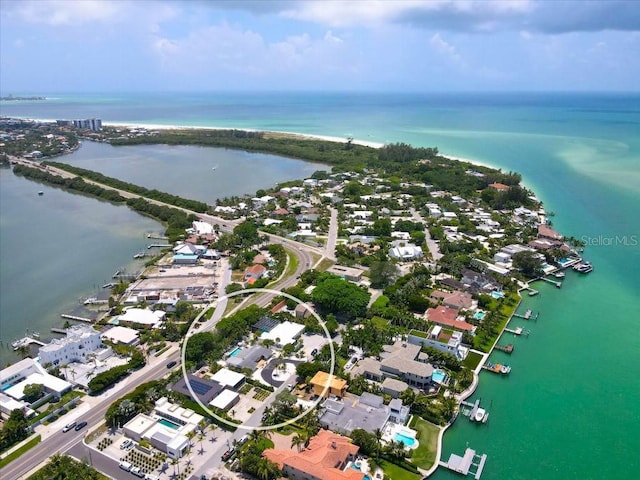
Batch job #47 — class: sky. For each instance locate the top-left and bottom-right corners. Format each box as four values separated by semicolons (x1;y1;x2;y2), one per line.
1;0;639;93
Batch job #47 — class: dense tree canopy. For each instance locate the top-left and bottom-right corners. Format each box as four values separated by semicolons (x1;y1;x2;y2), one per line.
311;278;370;320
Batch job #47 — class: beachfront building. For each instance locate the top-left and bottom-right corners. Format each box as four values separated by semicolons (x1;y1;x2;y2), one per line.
0;358;72;403
350;340;434;390
408;327;469;361
123;397;203;459
38;325;110;367
263;429;364;480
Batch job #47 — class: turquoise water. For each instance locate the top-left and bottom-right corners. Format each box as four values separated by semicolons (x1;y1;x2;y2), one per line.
1;92;639;478
228;347;242;358
473;311;486;320
394;432;416;447
349;463;371;480
490;291;504;299
158;418;180;430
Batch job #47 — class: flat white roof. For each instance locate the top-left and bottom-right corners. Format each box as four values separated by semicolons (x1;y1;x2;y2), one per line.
260;321;305;346
5;372;71;399
101;326;140;344
208;389;239;410
124;413;157;436
210;368;245;388
118;308;166;326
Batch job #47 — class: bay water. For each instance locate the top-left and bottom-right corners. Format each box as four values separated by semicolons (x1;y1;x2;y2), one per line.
1;92;638;478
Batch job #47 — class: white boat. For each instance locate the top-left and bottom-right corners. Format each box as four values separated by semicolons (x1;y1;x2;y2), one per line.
474;408;486;422
38;191;44;195
574;261;593;274
32;332;40;339
554;271;565;278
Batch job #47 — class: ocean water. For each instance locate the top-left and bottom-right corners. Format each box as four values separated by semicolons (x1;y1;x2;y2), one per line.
1;92;639;478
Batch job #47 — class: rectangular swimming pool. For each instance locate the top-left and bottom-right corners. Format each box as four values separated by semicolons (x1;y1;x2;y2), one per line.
229;347;243;357
158;418;180;430
394;432;416;447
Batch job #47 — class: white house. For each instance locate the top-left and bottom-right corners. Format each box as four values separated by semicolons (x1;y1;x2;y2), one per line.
0;358;72;402
39;325;107;367
117;308;166;329
191;221;215;235
389;241;423;261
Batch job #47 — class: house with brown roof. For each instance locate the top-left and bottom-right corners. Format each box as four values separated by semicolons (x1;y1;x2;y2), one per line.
538;224;563;241
263;429;364;480
310;371;348;399
244;264;267;284
426;306;475;332
488;182;510;191
430;290;474;310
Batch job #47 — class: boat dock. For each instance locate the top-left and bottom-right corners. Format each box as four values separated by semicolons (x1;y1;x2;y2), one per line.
147;233;168;240
513;309;538;321
541;277;562;288
50;327;67;334
494;343;514;354
60;314;94;323
439;447;488;479
504;326;529;336
460;399;490;423
482;362;511;375
11;336;45;350
147;244;171;249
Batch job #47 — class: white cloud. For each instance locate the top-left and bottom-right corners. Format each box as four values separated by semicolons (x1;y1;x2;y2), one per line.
8;0;123;26
430;32;462;64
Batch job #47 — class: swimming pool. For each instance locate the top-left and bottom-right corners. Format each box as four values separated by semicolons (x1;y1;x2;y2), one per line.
473;311;486;320
432;369;447;384
394;432;416;447
228;347;243;357
557;258;572;267
491;291;505;299
349;464;371;480
158;418;180;430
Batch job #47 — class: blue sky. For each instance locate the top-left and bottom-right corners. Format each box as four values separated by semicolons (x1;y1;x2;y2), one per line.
1;0;639;93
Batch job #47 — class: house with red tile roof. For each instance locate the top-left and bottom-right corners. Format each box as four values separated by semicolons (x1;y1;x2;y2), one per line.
244;264;267;284
538;224;563;241
430;290;474;310
489;182;510;191
263;429;364;480
426;306;475;332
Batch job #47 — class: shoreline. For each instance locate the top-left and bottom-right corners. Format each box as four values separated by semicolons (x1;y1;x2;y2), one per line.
16;117;502;171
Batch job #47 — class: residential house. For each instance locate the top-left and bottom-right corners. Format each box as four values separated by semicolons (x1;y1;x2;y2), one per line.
425;306;475;332
310;371;348;399
389;241;423;261
263;429;363;480
244;264;267;285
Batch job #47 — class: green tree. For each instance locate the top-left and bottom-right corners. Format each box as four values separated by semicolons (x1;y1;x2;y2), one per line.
22;384;44;403
512;251;543;277
311;278;370;320
0;409;29;451
372;218;392;237
369;261;400;289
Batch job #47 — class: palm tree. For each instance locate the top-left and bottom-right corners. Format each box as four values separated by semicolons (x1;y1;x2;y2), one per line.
16;345;30;359
373;428;383;460
256;458;275;480
291;433;305;453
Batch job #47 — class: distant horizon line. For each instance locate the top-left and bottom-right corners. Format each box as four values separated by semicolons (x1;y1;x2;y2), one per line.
1;89;639;97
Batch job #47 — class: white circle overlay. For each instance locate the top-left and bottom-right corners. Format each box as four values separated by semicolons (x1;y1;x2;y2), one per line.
180;287;336;431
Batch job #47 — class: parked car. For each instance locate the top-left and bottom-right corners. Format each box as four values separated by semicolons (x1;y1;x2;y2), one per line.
221;449;235;461
119;461;132;472
62;422;76;433
130;466;145;478
74;421;87;431
311;348;318;356
166;360;177;369
238;434;249;445
120;439;132;450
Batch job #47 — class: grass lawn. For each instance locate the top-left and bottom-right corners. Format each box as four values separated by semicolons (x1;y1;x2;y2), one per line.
316;257;334;271
283;248;299;280
0;435;41;468
371;316;390;329
462;351;484;370
408;417;440;470
379;459;421;480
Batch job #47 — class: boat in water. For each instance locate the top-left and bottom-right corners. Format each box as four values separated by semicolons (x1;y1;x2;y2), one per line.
574;261;593;274
474;407;487;422
38;191;44;195
554;271;566;278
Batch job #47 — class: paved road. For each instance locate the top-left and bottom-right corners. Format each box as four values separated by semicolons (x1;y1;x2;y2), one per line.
1;348;180;480
410;206;442;261
324;207;338;260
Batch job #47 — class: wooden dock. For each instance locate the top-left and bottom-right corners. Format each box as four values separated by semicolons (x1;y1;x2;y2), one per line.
513;309;538;321
50;327;67;334
439;447;488;479
482;362;511;375
60;314;94;323
541;277;562;288
494;343;514;354
11;336;45;350
147;244;171;249
504;326;526;336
